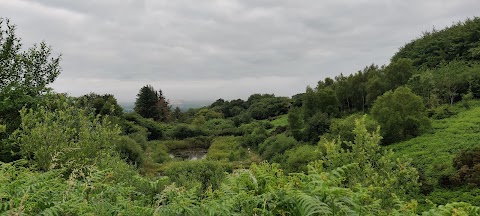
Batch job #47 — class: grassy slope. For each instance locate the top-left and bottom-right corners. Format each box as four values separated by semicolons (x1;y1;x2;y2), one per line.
389;101;480;206
270;114;288;127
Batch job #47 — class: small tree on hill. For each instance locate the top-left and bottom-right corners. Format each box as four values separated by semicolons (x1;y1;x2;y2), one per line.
371;86;430;144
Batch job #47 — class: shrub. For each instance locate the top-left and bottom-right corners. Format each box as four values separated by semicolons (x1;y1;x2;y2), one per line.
449;147;480;186
303;112;330;143
240;125;268;149
169;123;207;139
162;160;231;191
280;145;322;173
149;141;171;164
329;113;379;143
13;105;121;171
428;104;456;119
231;112;253;127
124;112;164;140
115;136;144;166
371;86;431;144
207;136;245;161
258;134;299;160
203;119;242;136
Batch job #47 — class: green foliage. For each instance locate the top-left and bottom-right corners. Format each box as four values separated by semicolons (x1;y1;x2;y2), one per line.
304;112;330;143
0;160;166;215
240;122;268;149
288;107;304;140
389;102;480;207
384;58;416;90
258;134;299;160
203;118;242;136
158;136;211;152
434;61;478;105
231;111;253;126
0;19;61;162
162;160;231;191
449;147;480;186
115;136;144;166
12;101;121;171
280;145;322;173
207;136;246;161
168;123;207;140
194;108;223;121
209;98;248;118
371;86;431;144
124;112;164;140
0;18;61;94
320;116;420;208
429;104;457;120
329;113;379;143
302;86;339;120
248;96;290;120
408;61;480;107
77;93;124;117
422;202;480;216
134;85;170;122
392;17;480;68
149;141;171;164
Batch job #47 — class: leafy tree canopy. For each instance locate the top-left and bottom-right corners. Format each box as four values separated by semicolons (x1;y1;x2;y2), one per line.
371;86;431;144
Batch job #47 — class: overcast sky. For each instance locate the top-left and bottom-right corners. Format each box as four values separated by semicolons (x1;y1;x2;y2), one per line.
1;0;479;103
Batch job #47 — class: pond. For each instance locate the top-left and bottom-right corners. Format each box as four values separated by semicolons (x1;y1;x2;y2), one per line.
169;148;208;161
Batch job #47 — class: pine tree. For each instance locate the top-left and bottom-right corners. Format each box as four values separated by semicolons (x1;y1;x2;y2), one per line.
134;85;160;120
156;89;170;122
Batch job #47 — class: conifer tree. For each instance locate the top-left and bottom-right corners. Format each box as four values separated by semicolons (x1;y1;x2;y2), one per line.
156;89;170;122
134;85;160;120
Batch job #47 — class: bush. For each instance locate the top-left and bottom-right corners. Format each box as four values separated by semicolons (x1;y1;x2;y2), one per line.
115;136;144;166
14;105;121;171
169;123;207;139
303;112;330;143
124;112;164;140
258;134;299;160
149;141;171;164
240;124;268;149
248;97;290;120
280;145;322;173
449;147;480;186
231;112;253;127
203;119;242;136
428;104;456;119
155;136;212;152
371;86;431;144
329;113;379;143
207;136;246;161
162;160;231;191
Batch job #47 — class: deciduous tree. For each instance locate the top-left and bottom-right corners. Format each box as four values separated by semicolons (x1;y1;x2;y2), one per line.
371;86;430;144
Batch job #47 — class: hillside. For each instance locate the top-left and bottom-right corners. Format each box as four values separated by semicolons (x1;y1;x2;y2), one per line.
390;101;480;207
392;17;480;68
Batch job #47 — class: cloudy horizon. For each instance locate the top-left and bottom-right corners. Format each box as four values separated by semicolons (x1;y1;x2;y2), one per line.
1;0;479;103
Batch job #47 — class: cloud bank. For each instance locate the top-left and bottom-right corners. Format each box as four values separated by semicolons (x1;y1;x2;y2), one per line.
1;0;478;102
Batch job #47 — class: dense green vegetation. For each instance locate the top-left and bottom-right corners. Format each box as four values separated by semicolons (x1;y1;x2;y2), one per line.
2;17;480;215
390;102;480;209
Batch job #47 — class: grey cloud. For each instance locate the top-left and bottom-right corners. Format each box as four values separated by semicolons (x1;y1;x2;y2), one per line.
1;0;479;102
